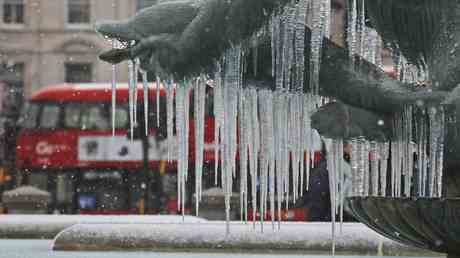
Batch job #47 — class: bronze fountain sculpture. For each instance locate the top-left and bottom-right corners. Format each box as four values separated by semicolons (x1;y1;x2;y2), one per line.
96;0;460;257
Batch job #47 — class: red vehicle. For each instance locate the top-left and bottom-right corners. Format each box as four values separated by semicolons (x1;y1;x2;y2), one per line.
15;82;324;220
15;83;216;214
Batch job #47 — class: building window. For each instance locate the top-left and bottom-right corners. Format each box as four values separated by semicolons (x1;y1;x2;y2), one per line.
67;0;91;24
65;63;92;83
2;0;24;25
136;0;157;11
4;62;24;114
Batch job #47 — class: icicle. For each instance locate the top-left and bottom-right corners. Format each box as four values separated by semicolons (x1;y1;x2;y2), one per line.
271;14;279;79
347;0;357;63
175;82;190;218
370;141;379;196
338;139;344;233
184;83;191;217
288;95;299;201
304;95;316;190
222;86;238;234
324;138;336;255
357;0;366;59
350;138;359;196
156;76;161;128
403;106;414;197
323;0;332;39
194;75;206;215
435;108;445;197
365;140;371;196
175;83;185;212
294;0;308;92
213;63;224;185
141;71;149;136
222;46;242;233
134;59;140;125
428;107;436;197
239;89;249;223
390;141;397;197
282;4;296;91
273;90;285;229
357;137;367;196
379;142;389;196
258;89;275;232
248;88;260;229
111;40;117;136
128;60;135;140
417;110;428;197
166;77;174;162
312;0;331;93
282;94;290;212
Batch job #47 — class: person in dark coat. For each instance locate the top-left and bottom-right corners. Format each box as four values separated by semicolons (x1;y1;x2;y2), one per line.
302;140;354;222
303;147;331;221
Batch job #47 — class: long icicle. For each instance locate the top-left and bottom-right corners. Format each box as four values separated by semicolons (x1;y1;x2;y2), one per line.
214;63;223;185
194;75;206;215
111;40;118;136
134;58;140;125
128;59;135;140
141;71;149;136
156;76;161;128
166;77;174;162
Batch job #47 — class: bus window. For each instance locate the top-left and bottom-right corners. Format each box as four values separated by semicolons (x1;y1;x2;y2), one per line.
64;104;81;128
18;102;40;129
81;105;109;130
113;105;129;129
39;104;61;129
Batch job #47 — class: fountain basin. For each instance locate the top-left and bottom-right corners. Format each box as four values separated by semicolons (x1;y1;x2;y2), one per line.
347;196;460;257
51;221;433;255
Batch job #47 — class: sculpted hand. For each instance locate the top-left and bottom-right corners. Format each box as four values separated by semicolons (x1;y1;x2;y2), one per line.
311;101;391;142
95;0;199;75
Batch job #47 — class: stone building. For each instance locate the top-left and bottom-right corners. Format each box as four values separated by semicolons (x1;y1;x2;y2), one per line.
0;0;158;99
0;0;351;99
0;0;158;196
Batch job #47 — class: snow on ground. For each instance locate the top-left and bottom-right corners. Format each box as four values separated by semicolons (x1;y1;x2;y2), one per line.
0;239;427;258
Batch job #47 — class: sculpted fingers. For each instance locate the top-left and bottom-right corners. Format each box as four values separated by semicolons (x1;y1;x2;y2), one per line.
99;48;132;64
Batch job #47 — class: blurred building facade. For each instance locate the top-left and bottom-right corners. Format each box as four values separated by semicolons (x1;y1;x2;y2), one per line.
0;0;158;99
0;0;158;198
0;0;349;100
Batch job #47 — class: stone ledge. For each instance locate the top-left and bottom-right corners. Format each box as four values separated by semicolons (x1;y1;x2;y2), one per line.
52;222;441;256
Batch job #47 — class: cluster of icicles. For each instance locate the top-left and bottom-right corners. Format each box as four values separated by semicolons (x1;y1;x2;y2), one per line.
345;105;446;199
107;0;447;254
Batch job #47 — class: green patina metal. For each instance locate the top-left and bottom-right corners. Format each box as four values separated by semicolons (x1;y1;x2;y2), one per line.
94;0;460;256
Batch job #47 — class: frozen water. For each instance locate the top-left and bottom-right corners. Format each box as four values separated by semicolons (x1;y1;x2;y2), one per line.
111;40;118;136
128;60;135;140
309;0;330;94
194;75;207;214
141;71;149;136
175;82;191;216
166;78;174;162
156;76;161;128
104;0;449;244
347;0;357;63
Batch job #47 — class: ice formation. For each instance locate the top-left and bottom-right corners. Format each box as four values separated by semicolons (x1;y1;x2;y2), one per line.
106;0;447;254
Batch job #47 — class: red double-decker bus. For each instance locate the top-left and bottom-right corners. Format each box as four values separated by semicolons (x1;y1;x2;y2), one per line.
15;83;216;215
